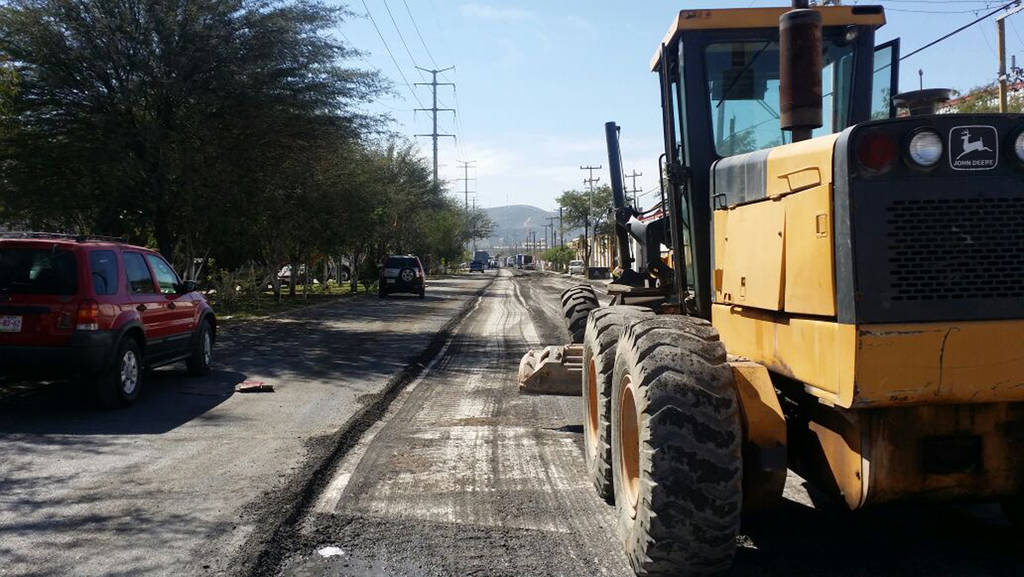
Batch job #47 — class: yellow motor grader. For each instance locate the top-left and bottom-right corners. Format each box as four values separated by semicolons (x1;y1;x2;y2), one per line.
519;2;1024;575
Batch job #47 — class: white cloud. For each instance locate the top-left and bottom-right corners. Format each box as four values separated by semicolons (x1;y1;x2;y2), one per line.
460;3;535;22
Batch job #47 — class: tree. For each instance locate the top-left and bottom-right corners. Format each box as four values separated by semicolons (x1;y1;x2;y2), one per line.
557;185;614;268
947;83;1024;114
542;245;574;270
466;207;494;246
0;0;383;261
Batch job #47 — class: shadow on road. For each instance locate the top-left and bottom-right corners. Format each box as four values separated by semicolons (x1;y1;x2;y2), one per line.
734;498;1022;576
0;368;247;435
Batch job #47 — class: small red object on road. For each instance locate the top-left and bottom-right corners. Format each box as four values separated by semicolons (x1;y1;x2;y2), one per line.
237;381;274;393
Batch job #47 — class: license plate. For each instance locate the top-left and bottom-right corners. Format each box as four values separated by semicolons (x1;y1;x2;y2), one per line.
0;315;23;333
386;279;396;284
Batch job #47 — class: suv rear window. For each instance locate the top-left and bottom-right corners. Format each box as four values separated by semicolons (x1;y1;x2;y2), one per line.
386;257;417;268
0;246;78;295
89;250;119;295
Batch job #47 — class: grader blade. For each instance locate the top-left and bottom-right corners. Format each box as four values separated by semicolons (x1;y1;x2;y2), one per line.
518;344;583;395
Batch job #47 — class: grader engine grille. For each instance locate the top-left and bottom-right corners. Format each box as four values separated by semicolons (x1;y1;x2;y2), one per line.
886;197;1024;302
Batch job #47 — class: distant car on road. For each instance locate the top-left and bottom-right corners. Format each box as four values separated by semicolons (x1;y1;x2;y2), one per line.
379;255;425;298
0;233;216;407
568;259;585;275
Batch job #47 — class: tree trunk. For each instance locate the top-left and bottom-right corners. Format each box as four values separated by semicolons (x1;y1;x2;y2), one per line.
270;269;282;304
288;260;297;297
350;251;361;293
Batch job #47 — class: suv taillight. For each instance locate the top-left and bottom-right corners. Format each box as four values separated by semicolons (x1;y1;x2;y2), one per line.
76;299;99;331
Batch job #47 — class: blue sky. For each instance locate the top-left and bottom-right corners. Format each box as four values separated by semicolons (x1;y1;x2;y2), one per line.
339;1;1021;210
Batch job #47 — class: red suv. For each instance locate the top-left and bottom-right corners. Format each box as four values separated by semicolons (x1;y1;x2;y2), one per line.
0;234;216;407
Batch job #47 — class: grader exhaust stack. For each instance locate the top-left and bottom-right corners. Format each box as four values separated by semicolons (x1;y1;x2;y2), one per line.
779;0;823;141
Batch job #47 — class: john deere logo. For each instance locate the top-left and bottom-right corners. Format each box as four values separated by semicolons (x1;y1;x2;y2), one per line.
949;125;998;170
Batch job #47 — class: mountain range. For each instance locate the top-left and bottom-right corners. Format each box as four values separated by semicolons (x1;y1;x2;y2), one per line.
479;205;581;251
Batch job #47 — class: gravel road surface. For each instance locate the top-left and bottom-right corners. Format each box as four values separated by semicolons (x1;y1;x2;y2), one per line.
0;275;491;577
278;269;1022;577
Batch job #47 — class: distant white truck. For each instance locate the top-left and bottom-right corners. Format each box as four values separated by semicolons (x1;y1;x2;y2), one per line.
568;259;585;276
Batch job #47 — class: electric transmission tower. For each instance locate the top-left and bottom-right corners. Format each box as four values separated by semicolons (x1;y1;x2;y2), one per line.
455;160;476;210
415;66;455;185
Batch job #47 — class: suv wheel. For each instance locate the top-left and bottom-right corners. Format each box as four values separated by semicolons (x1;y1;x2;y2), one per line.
186;319;213;376
96;337;142;408
400;268;416;283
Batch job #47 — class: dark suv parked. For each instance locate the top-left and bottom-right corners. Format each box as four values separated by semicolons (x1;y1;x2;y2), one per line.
379;255;425;298
0;234;216;407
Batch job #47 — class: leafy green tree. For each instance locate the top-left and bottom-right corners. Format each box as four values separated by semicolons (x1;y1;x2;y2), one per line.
557;184;614;267
947;84;1024;114
542;245;574;270
0;0;382;261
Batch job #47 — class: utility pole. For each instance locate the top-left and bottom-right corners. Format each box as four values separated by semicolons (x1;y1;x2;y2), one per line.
580;164;602;270
996;4;1024;112
558;207;564;247
545;216;558;250
414;66;455;185
455;160;476;210
624;169;643;209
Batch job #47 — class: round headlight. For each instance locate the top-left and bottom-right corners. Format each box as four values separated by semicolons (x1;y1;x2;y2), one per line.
1014;131;1024;163
907;130;943;167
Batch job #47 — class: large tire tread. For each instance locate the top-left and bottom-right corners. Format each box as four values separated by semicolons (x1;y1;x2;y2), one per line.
582;305;656;502
561;285;599;343
611;316;742;577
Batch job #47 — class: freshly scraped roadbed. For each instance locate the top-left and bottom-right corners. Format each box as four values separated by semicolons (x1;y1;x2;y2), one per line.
278;269;631;576
272;270;1023;577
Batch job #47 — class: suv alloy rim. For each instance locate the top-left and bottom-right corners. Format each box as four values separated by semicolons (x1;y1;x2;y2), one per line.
121;350;139;395
202;331;212;366
401;268;415;283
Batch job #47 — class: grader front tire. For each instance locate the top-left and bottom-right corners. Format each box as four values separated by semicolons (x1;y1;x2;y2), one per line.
560;285;599;343
582;306;656;503
610;316;743;577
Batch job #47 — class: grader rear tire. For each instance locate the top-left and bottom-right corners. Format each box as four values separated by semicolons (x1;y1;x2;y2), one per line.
560;285;599;343
611;316;743;577
582;305;656;503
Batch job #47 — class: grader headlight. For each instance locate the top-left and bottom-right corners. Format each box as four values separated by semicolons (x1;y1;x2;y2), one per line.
1014;130;1024;163
907;130;943;168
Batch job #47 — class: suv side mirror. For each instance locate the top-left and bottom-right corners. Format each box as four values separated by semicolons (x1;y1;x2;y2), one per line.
176;279;198;294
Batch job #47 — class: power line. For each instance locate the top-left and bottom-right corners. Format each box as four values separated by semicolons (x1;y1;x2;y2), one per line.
382;0;426;81
360;0;423;108
901;0;1021;61
402;0;438;68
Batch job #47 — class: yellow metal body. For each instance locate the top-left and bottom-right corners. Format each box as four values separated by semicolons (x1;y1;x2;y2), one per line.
709;134;1024;508
651;7;885;70
730;361;787;509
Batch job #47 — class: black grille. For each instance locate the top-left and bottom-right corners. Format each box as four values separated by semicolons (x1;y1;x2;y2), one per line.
886;197;1024;302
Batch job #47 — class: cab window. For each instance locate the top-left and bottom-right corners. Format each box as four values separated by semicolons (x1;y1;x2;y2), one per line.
704;35;855;157
145;254;180;295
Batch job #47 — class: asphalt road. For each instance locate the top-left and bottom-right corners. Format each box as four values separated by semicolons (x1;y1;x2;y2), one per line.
2;269;1021;577
0;275;491;577
278;269;1022;577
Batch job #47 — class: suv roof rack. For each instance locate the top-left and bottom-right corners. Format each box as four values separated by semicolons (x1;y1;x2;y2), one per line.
0;231;126;243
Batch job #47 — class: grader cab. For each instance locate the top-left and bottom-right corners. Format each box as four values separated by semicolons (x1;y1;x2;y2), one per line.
520;2;1024;575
